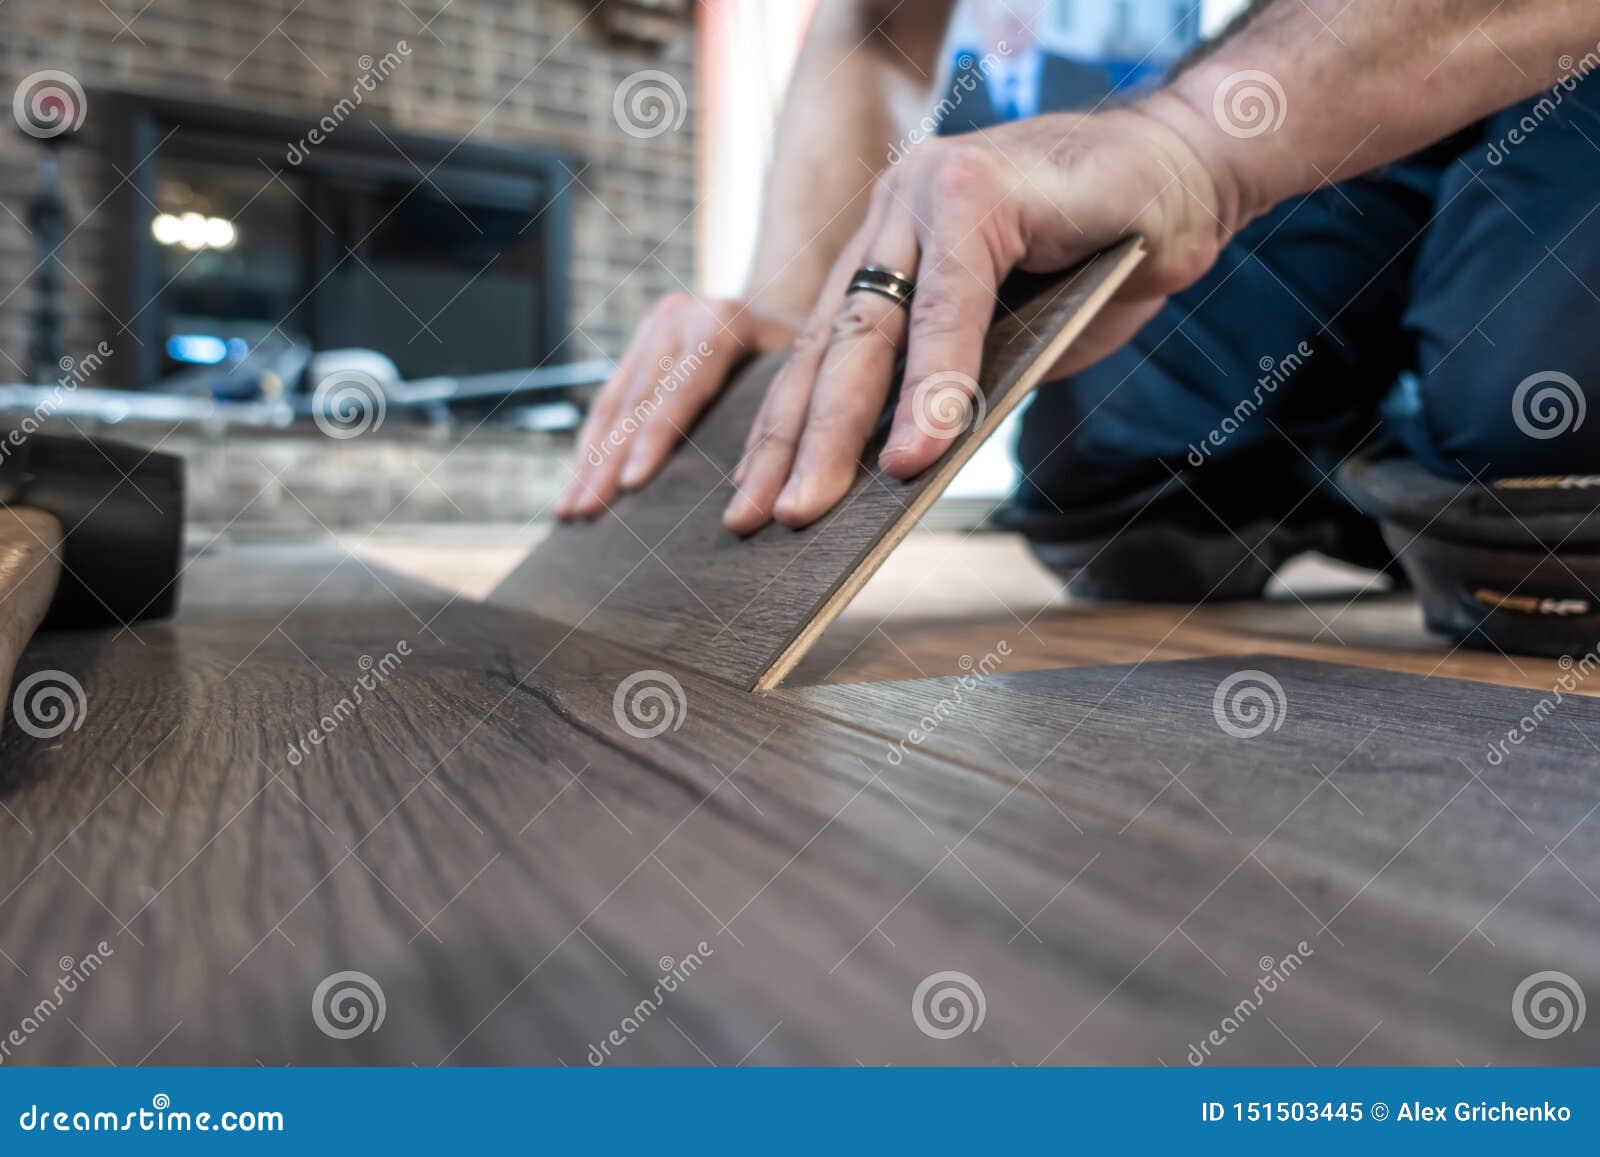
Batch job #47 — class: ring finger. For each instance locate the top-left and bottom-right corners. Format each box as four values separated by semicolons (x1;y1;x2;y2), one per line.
724;192;908;533
769;209;921;529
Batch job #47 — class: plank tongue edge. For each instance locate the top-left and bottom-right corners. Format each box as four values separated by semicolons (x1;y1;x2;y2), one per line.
753;237;1146;691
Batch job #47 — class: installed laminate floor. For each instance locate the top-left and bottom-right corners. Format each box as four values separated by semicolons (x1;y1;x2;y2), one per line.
439;526;1592;697
791;532;1600;696
1;539;1596;1065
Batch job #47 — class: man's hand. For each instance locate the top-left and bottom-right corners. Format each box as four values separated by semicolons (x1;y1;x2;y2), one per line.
554;295;796;520
722;99;1236;534
557;98;1234;532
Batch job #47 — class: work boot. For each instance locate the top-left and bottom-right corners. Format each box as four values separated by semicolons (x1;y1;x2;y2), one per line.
991;469;1400;604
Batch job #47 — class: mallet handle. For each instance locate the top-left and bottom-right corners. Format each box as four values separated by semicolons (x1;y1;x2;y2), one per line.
0;506;63;736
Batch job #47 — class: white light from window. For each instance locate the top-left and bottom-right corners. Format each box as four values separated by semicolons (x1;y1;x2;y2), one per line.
204;216;237;250
178;212;208;250
151;212;239;251
151;213;183;245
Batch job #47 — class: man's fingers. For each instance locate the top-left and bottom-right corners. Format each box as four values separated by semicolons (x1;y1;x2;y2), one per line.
880;235;1000;479
578;369;667;515
619;317;748;491
773;220;917;528
723;198;893;534
562;315;674;518
722;353;814;534
556;319;658;518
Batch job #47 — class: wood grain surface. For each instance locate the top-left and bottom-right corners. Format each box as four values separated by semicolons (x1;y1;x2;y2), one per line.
498;239;1145;691
789;532;1600;695
777;658;1600;969
1;542;1595;1066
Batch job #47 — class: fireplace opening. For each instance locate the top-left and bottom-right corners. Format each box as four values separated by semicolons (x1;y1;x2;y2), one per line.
103;93;575;396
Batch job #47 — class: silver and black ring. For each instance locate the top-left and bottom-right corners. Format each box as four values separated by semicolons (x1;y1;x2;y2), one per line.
847;265;916;310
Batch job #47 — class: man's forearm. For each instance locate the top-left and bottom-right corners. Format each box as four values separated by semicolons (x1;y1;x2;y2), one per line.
742;0;955;322
1148;0;1600;236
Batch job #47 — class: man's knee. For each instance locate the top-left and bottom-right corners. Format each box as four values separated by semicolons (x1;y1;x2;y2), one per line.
1404;74;1600;479
1410;361;1600;479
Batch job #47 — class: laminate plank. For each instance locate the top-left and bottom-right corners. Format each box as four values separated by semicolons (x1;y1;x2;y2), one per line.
496;240;1144;690
778;656;1600;966
384;528;1592;698
2;543;1592;1066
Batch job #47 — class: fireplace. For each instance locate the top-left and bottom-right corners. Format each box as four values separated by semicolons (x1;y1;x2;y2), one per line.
101;93;575;392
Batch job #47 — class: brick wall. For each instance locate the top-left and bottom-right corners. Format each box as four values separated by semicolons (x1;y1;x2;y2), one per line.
0;0;698;382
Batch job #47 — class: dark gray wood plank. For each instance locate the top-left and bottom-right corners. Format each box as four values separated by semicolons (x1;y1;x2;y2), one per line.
1;544;1594;1066
778;656;1600;961
496;241;1144;690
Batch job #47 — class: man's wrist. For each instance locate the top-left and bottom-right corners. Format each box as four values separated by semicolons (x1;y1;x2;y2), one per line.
1135;68;1276;239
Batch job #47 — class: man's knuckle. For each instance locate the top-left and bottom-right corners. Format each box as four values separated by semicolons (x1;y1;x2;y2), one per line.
802;410;850;437
793;319;831;356
869;172;899;208
910;284;969;335
752;425;799;456
705;297;744;328
830;299;891;342
930;147;994;202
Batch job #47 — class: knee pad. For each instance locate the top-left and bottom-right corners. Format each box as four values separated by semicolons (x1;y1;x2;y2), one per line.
1340;454;1600;657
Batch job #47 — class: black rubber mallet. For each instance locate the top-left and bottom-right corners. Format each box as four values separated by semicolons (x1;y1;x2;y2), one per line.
0;432;185;732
